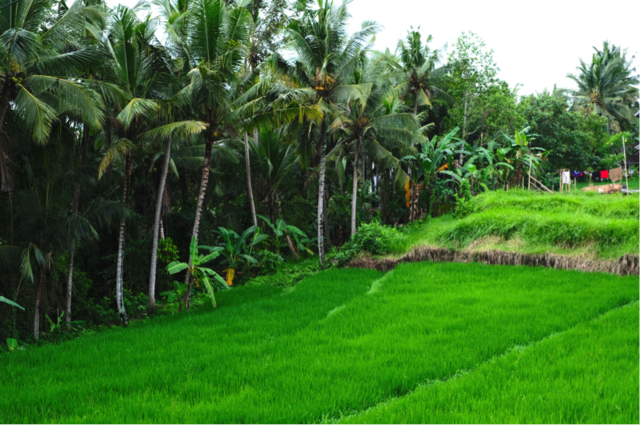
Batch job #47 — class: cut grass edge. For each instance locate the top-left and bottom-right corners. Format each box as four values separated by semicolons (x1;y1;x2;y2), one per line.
349;245;639;275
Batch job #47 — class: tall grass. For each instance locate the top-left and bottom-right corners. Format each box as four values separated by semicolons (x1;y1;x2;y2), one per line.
2;263;637;423
340;302;639;424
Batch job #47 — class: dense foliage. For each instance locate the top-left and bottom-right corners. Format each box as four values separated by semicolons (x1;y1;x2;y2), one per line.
0;0;637;341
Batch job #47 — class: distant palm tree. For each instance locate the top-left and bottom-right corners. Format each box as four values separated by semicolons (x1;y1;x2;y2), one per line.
385;28;449;116
567;42;639;133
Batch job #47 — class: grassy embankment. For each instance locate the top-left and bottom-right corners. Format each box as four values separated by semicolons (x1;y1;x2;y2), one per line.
395;189;639;260
2;263;638;423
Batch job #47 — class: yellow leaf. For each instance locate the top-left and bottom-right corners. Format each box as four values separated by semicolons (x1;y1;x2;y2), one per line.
225;268;235;286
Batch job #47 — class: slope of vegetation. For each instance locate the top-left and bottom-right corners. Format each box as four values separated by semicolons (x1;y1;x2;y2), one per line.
397;190;639;260
2;263;637;423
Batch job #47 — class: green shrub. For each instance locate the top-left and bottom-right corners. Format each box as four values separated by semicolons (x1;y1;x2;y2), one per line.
329;220;405;266
248;258;319;287
257;250;284;276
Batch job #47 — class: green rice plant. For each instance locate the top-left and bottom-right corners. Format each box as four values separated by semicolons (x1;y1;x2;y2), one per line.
1;263;636;423
340;301;639;424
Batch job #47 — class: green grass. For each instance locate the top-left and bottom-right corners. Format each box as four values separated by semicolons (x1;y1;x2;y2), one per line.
340;301;639;424
2;263;638;423
398;190;639;259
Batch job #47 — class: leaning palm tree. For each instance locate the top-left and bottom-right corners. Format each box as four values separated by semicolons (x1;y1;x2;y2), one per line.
272;0;379;262
567;42;639;133
96;6;206;318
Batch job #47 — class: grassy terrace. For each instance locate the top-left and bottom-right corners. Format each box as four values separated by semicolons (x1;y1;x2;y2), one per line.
395;190;640;260
2;263;638;423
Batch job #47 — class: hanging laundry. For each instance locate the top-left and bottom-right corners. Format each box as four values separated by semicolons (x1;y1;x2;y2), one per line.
601;170;609;179
562;171;571;184
609;167;622;183
592;171;600;179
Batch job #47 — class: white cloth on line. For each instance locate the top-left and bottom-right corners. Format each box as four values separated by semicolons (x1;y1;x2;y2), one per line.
562;171;571;184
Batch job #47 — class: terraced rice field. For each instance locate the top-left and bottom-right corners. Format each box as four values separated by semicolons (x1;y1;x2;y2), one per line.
1;263;637;423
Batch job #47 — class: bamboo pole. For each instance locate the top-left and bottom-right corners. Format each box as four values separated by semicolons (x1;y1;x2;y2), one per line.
622;137;629;189
528;155;532;190
530;176;554;194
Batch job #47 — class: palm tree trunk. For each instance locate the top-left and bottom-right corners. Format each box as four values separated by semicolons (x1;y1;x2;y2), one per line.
65;124;88;326
0;77;14;192
317;121;328;263
350;136;361;236
323;187;331;250
8;189;13;244
148;138;172;309
33;266;45;340
65;239;75;325
185;137;213;309
245;133;257;227
190;138;213;247
115;153;132;327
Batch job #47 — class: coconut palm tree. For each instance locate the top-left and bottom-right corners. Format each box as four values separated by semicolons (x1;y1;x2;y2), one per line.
272;0;379;262
0;0;105;191
331;79;421;236
174;0;253;283
382;28;449;116
95;6;207;317
567;42;639;133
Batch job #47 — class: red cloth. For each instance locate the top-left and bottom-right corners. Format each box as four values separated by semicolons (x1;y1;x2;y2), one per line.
601;170;609;179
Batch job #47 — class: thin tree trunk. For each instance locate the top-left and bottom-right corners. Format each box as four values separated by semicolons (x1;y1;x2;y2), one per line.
381;169;387;224
33;266;45;340
115;153;132;327
460;95;468;165
65;124;88;326
0;77;14;192
317;122;328;263
413;92;418;116
246;132;257;227
185;137;213;309
148;138;172;309
160;219;165;240
351;136;361;236
8;189;13;244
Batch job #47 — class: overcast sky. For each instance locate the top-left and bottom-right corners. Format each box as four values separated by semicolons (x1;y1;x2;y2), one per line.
107;0;639;96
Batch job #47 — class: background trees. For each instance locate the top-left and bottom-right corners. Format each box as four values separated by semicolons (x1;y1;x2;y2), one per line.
0;0;637;342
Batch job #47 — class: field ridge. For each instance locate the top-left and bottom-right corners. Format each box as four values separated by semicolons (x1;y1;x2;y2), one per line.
350;246;639;275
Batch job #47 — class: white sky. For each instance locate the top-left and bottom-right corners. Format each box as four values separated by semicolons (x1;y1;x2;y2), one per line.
107;0;640;96
347;0;640;95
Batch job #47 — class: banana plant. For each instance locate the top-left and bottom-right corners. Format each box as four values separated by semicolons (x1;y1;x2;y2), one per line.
257;215;310;256
213;226;268;286
159;281;189;312
166;237;228;308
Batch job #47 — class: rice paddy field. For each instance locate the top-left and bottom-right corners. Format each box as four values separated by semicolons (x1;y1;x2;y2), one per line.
399;190;640;259
2;262;638;423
